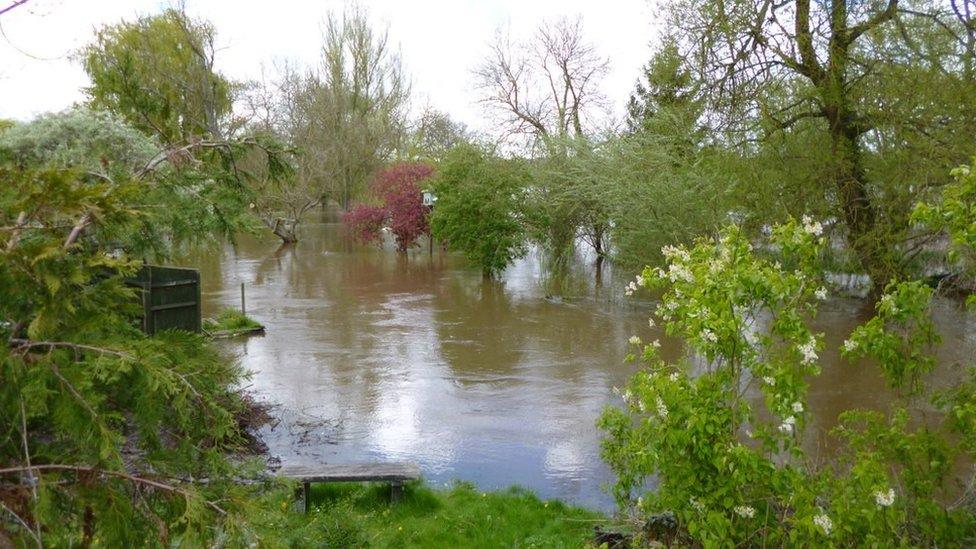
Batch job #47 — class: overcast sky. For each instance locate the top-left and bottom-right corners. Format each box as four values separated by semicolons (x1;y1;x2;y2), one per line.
0;0;659;132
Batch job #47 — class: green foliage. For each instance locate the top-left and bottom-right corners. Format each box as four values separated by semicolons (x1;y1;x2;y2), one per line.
81;8;232;144
913;160;976;305
430;145;528;277
0;108;264;259
306;481;601;548
0;107;157;173
0;162;298;545
599;218;976;546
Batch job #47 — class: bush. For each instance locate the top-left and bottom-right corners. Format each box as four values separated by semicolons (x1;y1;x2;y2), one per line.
429;145;528;277
600;218;976;546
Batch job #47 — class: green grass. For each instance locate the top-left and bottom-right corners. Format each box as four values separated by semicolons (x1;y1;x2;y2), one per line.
302;481;603;548
203;308;263;333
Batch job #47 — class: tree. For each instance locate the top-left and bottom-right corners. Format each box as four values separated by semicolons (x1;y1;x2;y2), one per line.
81;8;232;145
0;153;318;546
406;107;472;161
0;107;268;257
343;162;435;252
429;145;528;278
475;17;610;150
663;0;976;286
475;18;610;269
301;6;409;209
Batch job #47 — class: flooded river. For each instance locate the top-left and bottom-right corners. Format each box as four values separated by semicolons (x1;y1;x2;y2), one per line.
184;211;976;511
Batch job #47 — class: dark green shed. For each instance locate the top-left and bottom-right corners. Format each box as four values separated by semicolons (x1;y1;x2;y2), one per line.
125;265;202;334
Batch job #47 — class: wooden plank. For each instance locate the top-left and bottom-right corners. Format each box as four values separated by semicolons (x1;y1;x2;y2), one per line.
277;463;420;484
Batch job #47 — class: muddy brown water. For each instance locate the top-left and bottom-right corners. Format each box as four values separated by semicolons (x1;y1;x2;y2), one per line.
182;210;976;511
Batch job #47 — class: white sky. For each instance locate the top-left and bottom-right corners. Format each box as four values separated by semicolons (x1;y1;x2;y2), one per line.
0;0;660;133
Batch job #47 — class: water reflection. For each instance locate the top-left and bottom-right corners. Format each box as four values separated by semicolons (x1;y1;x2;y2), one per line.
180;210;975;511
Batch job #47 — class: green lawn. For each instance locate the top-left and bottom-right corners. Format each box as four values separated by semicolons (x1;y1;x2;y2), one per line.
301;481;604;548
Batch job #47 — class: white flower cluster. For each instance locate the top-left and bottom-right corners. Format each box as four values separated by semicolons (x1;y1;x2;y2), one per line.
778;415;796;435
801;215;824;237
668;372;680;382
815;286;828;301
798;337;818;365
762;376;776;386
792;401;804;413
842;338;858;353
648;318;655;328
655;397;669;419
649;339;661;349
667;263;694;284
629;335;642;346
661;245;691;262
701;329;718;343
875;488;895;507
734;505;756;518
813;513;833;535
880;293;899;315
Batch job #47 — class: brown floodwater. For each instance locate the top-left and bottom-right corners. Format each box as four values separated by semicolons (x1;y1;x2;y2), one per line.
182;209;976;511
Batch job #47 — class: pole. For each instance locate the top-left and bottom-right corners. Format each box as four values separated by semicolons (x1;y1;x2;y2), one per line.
240;282;246;316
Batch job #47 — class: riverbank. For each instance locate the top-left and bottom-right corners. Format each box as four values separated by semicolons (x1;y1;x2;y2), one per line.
269;480;604;547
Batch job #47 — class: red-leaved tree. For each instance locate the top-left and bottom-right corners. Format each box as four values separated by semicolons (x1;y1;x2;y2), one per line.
343;162;435;252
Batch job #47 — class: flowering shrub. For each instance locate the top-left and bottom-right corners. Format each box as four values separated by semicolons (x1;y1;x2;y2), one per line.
343;162;434;251
599;218;976;546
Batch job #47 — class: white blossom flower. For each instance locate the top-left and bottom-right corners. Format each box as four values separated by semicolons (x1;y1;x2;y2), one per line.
815;287;828;301
635;274;645;287
701;329;718;343
792;402;804;413
690;497;705;512
625;281;638;296
668;263;694;283
629;335;642;346
875;488;895;507
762;376;776;386
842;339;858;353
656;397;669;418
798;337;818;365
622;390;633;404
648;318;656;328
669;372;680;382
734;505;756;518
650;339;661;349
813;514;833;535
778;417;795;435
801;215;824;236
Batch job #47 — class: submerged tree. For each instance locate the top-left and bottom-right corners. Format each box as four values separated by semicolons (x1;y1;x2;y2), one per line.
429;144;528;278
476;17;611;270
344;162;435;252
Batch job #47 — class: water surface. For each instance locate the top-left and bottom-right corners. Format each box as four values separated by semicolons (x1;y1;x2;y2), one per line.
184;211;976;511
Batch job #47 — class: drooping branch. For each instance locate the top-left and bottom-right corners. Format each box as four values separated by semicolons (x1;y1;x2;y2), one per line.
0;464;226;515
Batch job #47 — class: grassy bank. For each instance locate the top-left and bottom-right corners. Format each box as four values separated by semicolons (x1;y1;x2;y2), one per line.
274;481;603;547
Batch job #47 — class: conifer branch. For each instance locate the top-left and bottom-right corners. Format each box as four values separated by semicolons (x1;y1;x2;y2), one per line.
0;464;227;515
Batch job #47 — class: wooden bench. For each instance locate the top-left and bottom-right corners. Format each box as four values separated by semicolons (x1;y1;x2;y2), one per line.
277;462;421;512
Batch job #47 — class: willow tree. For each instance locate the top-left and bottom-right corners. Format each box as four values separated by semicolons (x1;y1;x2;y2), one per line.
82;8;232;145
666;0;976;285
